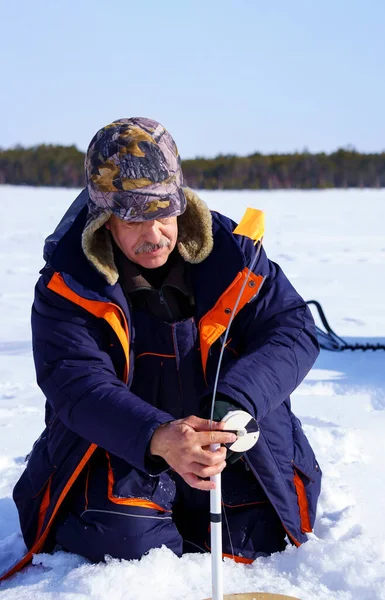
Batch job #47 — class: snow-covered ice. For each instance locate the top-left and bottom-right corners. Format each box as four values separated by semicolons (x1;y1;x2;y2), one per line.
0;186;384;599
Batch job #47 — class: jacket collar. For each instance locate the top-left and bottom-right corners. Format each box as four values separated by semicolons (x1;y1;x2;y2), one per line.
42;192;265;324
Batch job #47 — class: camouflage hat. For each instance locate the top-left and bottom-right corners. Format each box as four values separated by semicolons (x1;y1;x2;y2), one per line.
85;117;186;222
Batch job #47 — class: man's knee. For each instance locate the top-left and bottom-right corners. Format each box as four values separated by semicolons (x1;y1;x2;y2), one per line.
53;451;182;562
221;462;287;560
55;508;183;562
222;502;287;560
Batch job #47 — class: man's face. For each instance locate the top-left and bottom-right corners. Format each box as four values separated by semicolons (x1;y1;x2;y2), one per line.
106;214;178;268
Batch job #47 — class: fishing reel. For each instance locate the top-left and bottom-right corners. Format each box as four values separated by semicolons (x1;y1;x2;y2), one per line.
221;409;260;454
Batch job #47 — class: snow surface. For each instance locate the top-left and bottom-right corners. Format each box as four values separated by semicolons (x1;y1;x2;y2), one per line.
0;186;384;599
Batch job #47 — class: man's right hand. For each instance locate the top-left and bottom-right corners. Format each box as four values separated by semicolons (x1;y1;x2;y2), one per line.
149;415;237;491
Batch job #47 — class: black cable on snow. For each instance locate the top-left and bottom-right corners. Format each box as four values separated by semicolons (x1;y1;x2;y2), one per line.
306;300;385;352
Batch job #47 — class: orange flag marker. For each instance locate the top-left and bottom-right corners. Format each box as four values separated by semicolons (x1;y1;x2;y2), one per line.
233;208;265;243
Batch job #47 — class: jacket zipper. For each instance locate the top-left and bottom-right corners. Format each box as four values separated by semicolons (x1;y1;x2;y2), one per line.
159;288;175;321
128;285;176;322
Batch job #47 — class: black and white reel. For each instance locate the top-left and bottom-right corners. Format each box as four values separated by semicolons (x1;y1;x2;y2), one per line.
221;409;260;453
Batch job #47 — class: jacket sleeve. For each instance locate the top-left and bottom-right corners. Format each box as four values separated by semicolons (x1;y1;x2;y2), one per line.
32;278;173;473
214;251;320;422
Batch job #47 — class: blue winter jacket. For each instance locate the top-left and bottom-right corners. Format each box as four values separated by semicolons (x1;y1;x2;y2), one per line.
4;188;321;579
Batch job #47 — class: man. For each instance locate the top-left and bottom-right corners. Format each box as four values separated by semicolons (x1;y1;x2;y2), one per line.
5;117;321;576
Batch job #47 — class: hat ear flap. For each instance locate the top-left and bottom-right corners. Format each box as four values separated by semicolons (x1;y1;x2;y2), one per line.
82;211;119;285
177;188;213;264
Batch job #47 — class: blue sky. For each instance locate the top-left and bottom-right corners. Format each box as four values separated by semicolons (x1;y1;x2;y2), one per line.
1;0;384;158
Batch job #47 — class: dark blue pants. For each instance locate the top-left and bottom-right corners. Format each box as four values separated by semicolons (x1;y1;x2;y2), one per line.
55;450;286;563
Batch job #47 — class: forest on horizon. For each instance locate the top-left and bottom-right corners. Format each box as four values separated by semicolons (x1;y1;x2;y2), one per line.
0;144;385;189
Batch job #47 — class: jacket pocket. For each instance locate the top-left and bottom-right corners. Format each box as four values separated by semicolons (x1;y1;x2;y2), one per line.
106;452;175;512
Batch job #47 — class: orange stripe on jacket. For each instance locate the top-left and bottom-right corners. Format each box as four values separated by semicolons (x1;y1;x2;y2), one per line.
47;272;130;384
35;476;52;542
222;552;254;564
293;471;312;533
0;444;97;582
106;452;171;512
199;267;264;378
136;352;176;360
204;541;254;564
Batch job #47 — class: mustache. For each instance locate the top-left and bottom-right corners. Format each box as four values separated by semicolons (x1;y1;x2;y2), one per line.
134;238;171;255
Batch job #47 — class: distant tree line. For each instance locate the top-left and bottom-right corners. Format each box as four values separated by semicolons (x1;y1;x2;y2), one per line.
1;144;385;189
0;145;85;187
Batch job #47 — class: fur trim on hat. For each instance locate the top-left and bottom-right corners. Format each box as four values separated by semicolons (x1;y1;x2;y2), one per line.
177;187;213;265
81;188;213;285
81;211;116;285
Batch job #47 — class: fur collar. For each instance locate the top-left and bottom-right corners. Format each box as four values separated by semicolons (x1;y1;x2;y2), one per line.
81;187;214;285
